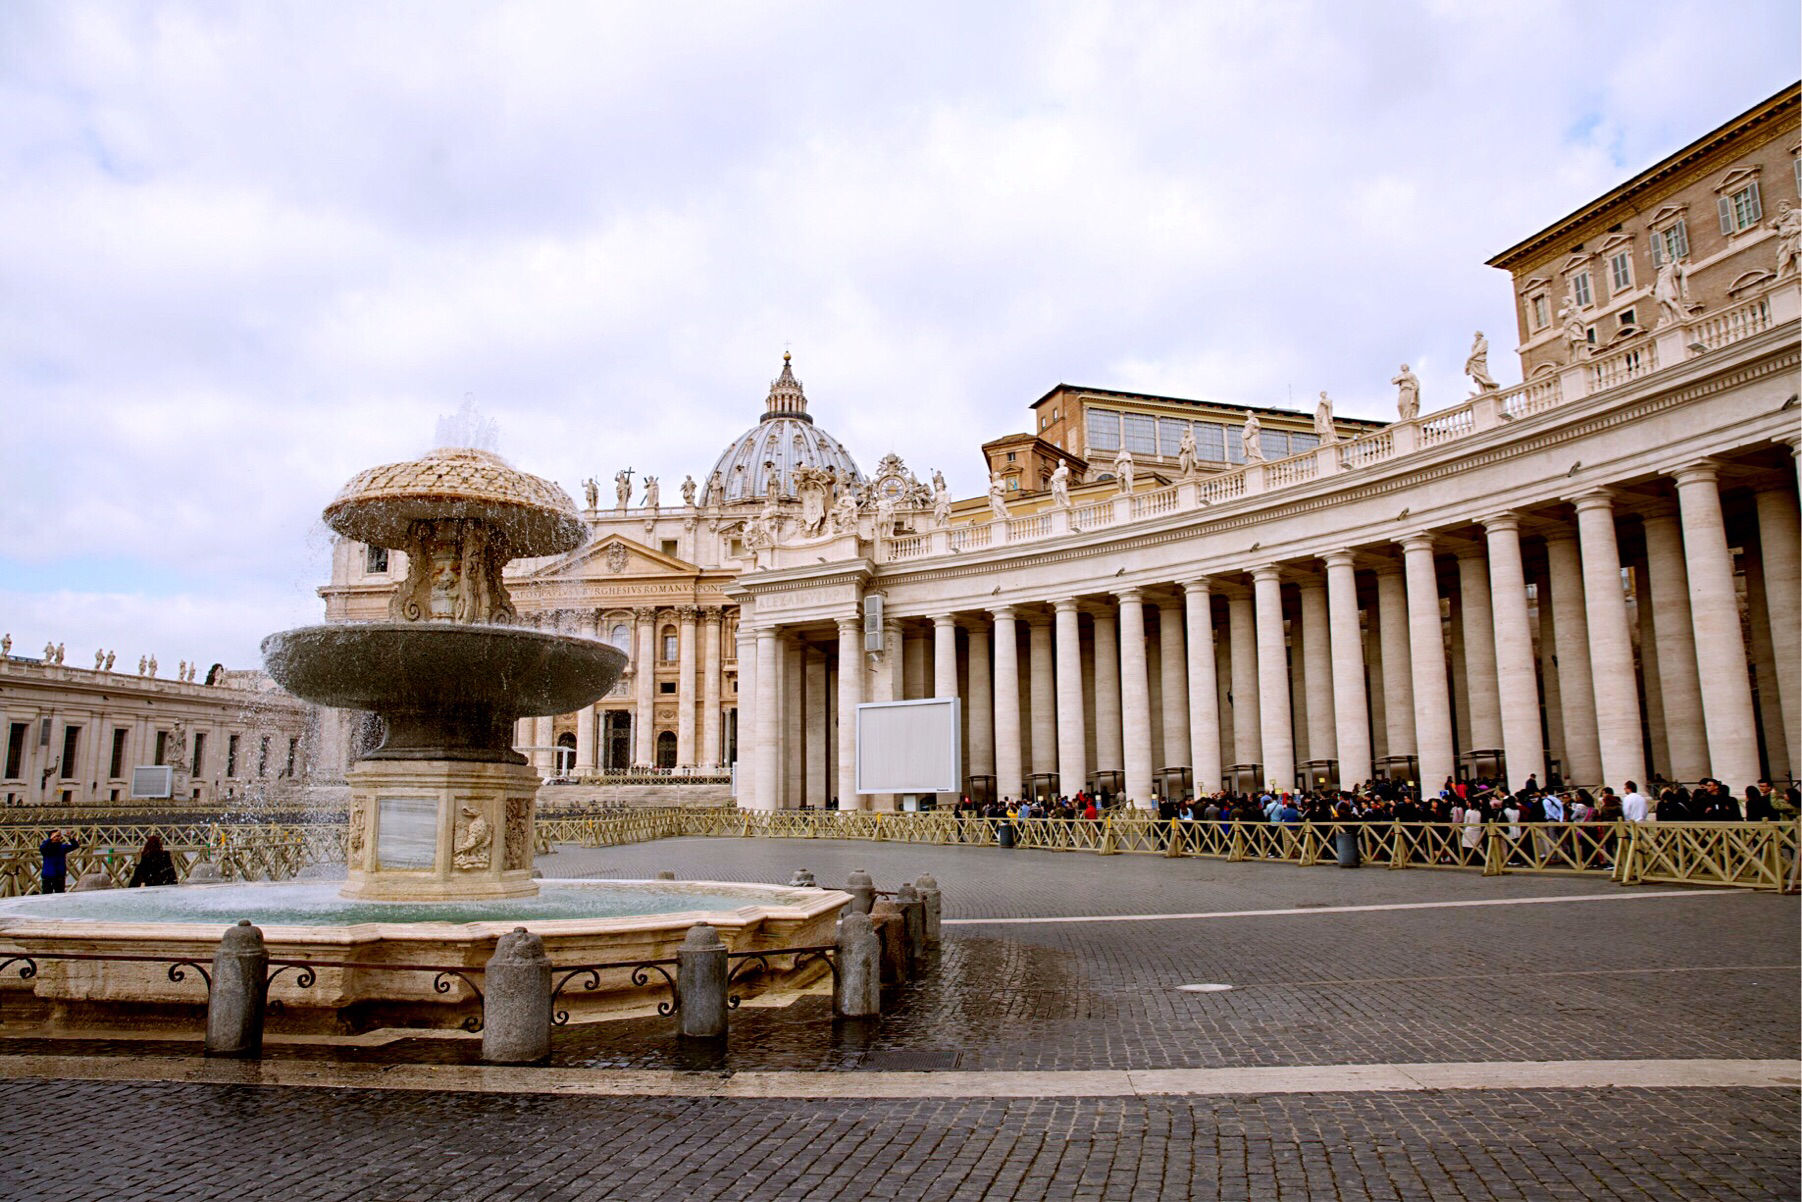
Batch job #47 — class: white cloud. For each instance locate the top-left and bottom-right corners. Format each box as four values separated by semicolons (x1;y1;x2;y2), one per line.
0;0;1795;666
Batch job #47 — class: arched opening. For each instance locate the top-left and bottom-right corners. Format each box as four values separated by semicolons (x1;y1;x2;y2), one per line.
655;730;677;769
603;711;632;771
555;731;576;776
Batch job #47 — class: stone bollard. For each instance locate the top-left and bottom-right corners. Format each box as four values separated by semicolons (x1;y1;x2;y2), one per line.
914;873;942;943
481;927;552;1064
869;900;908;985
833;912;881;1017
655;870;677;880
846;869;875;915
72;871;114;891
187;861;225;884
788;869;818;888
895;883;926;969
676;922;729;1039
205;919;269;1059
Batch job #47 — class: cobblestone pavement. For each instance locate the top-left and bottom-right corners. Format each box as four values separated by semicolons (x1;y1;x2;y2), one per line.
2;839;1796;1200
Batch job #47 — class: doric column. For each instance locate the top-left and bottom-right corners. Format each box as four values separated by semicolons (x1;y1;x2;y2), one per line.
676;606;698;767
1397;534;1454;790
933;615;959;699
1181;579;1223;793
1455;552;1502;753
1532;564;1565;775
1670;464;1758;787
1053;599;1088;798
966;623;994;777
1116;589;1154;806
735;619;756;805
1480;515;1546;789
752;627;780;810
1320;552;1371;786
1744;552;1789;783
1297;578;1335;770
1374;567;1415;761
784;637;805;806
1754;487;1801;774
835;617;863;809
899;627;926;700
1027;617;1056;777
1250;566;1294;791
700;609;723;770
574;612;598;771
633;606;657;767
1156;600;1191;778
1226;590;1261;769
804;648;827;806
1543;534;1601;786
1570;490;1646;790
1092;610;1123;772
1640;507;1707;781
991;607;1023;800
534;716;555;774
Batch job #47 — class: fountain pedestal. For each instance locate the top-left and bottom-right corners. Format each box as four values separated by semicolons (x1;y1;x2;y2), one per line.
342;759;542;901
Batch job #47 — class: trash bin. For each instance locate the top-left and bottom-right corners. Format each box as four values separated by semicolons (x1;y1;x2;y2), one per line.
997;823;1016;849
1335;826;1360;868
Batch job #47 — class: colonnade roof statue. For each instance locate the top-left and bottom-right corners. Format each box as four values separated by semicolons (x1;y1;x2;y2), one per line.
703;353;865;506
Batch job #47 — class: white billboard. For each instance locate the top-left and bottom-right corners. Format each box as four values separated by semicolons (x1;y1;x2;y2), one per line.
855;698;962;795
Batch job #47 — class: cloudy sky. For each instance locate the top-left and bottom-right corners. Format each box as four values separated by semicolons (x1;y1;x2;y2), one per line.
2;1;1797;670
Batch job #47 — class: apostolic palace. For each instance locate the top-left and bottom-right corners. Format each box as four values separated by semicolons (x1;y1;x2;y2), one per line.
6;85;1799;813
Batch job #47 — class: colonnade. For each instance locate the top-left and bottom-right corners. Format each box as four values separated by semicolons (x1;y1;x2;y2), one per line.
739;462;1800;808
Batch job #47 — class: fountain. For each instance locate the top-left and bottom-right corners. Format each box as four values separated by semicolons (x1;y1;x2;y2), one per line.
0;439;847;1034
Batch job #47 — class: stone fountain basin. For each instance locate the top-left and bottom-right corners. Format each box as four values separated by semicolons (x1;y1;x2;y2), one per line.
0;880;848;1035
262;622;626;719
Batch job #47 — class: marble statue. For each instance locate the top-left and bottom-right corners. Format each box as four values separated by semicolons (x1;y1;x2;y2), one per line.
0;634;8;657
641;476;660;510
452;805;492;871
1314;392;1339;444
1113;447;1135;493
1652;258;1690;328
614;468;633;510
706;470;724;506
44;641;55;662
178;659;188;681
138;655;147;676
56;643;64;665
1774;201;1802;281
829;487;859;536
931;470;952;527
582;477;599;510
1049;461;1071;507
95;649;105;670
147;655;157;677
1392;365;1420;419
874;491;898;541
1242;412;1265;462
104;651;115;672
681;474;697;507
987;471;1009;521
1559;304;1588;359
1177;427;1198;477
1465;331;1499;393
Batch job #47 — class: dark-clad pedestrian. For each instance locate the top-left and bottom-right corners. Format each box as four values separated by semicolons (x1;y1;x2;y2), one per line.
39;830;78;894
129;834;178;887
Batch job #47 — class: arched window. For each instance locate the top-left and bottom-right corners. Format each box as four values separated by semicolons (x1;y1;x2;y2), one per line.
602;712;632;771
661;626;678;661
655;731;677;769
609;624;630;651
555;731;576;775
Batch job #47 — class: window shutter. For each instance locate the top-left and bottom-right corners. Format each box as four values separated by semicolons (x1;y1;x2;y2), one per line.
1672;219;1688;258
1745;181;1762;224
1648;235;1662;266
1718;195;1734;235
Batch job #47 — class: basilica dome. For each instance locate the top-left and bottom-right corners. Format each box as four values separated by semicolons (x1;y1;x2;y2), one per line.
704;354;864;505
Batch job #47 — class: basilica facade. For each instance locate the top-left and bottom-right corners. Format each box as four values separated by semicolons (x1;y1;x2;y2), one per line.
320;83;1801;810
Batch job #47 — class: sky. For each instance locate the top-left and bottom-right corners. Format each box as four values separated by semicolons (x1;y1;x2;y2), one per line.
2;1;1797;670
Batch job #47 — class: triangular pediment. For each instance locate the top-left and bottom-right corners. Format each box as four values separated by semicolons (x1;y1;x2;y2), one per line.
1715;165;1761;192
1595;232;1635;253
1646;202;1688;227
1560;253;1593;272
523;533;697;580
1520;275;1550;293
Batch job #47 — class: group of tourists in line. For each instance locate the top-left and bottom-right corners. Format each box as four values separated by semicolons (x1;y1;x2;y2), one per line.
34;830;178;894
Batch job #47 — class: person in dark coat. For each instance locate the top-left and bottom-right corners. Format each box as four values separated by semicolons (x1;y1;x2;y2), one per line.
129;834;178;887
39;830;78;894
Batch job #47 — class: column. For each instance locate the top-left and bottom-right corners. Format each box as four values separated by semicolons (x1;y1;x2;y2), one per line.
784;638;804;806
1533;565;1565;779
1544;534;1602;785
1297;579;1336;770
1456;552;1503;754
1027;618;1056;778
1671;464;1758;787
1116;589;1154;806
534;716;554;775
735;620;757;805
1320;553;1371;786
633;607;656;768
1744;552;1789;783
1182;579;1224;793
575;613;598;771
836;617;863;809
700;610;723;769
991;607;1023;800
1571;490;1646;790
1374;568;1415;762
902;629;929;700
1156;600;1191;780
1398;535;1454;790
933;616;959;699
804;650;827;805
1227;590;1261;770
1480;515;1547;789
1250;566;1294;791
676;607;698;767
752;627;780;810
1640;508;1706;781
1754;487;1802;774
1092;610;1123;771
1054;599;1088;798
966;623;994;778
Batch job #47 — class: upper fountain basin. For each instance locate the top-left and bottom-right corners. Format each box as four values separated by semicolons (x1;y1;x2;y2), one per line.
324;446;583;557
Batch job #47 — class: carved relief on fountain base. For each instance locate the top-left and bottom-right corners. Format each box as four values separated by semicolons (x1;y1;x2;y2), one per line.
339;759;541;902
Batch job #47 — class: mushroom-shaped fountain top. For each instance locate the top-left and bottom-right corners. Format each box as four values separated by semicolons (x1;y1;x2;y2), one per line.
324;446;583;558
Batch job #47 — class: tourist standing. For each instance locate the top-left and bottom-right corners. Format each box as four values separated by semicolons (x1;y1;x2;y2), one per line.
38;830;78;894
129;834;177;887
1620;781;1649;822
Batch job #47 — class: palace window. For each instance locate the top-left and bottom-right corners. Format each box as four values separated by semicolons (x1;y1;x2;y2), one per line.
1085;408;1121;452
659;681;676;694
1224;424;1245;464
1649;219;1688;265
661;629;678;660
1571;271;1592;307
1719;182;1762;233
4;723;24;779
609;624;630;651
285;737;298;778
258;736;270;777
365;545;388;574
191;732;206;778
660;539;677;557
1609;250;1634;294
110;729;128;779
226;733;239;778
1618;307;1638;331
1157;417;1188;456
155;731;169;766
1259;429;1291;460
1528;294;1549;330
1194;422;1226;462
60;725;79;778
1121;413;1157;456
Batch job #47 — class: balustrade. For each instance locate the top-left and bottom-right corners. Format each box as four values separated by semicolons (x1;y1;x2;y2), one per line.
1689;295;1772;353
